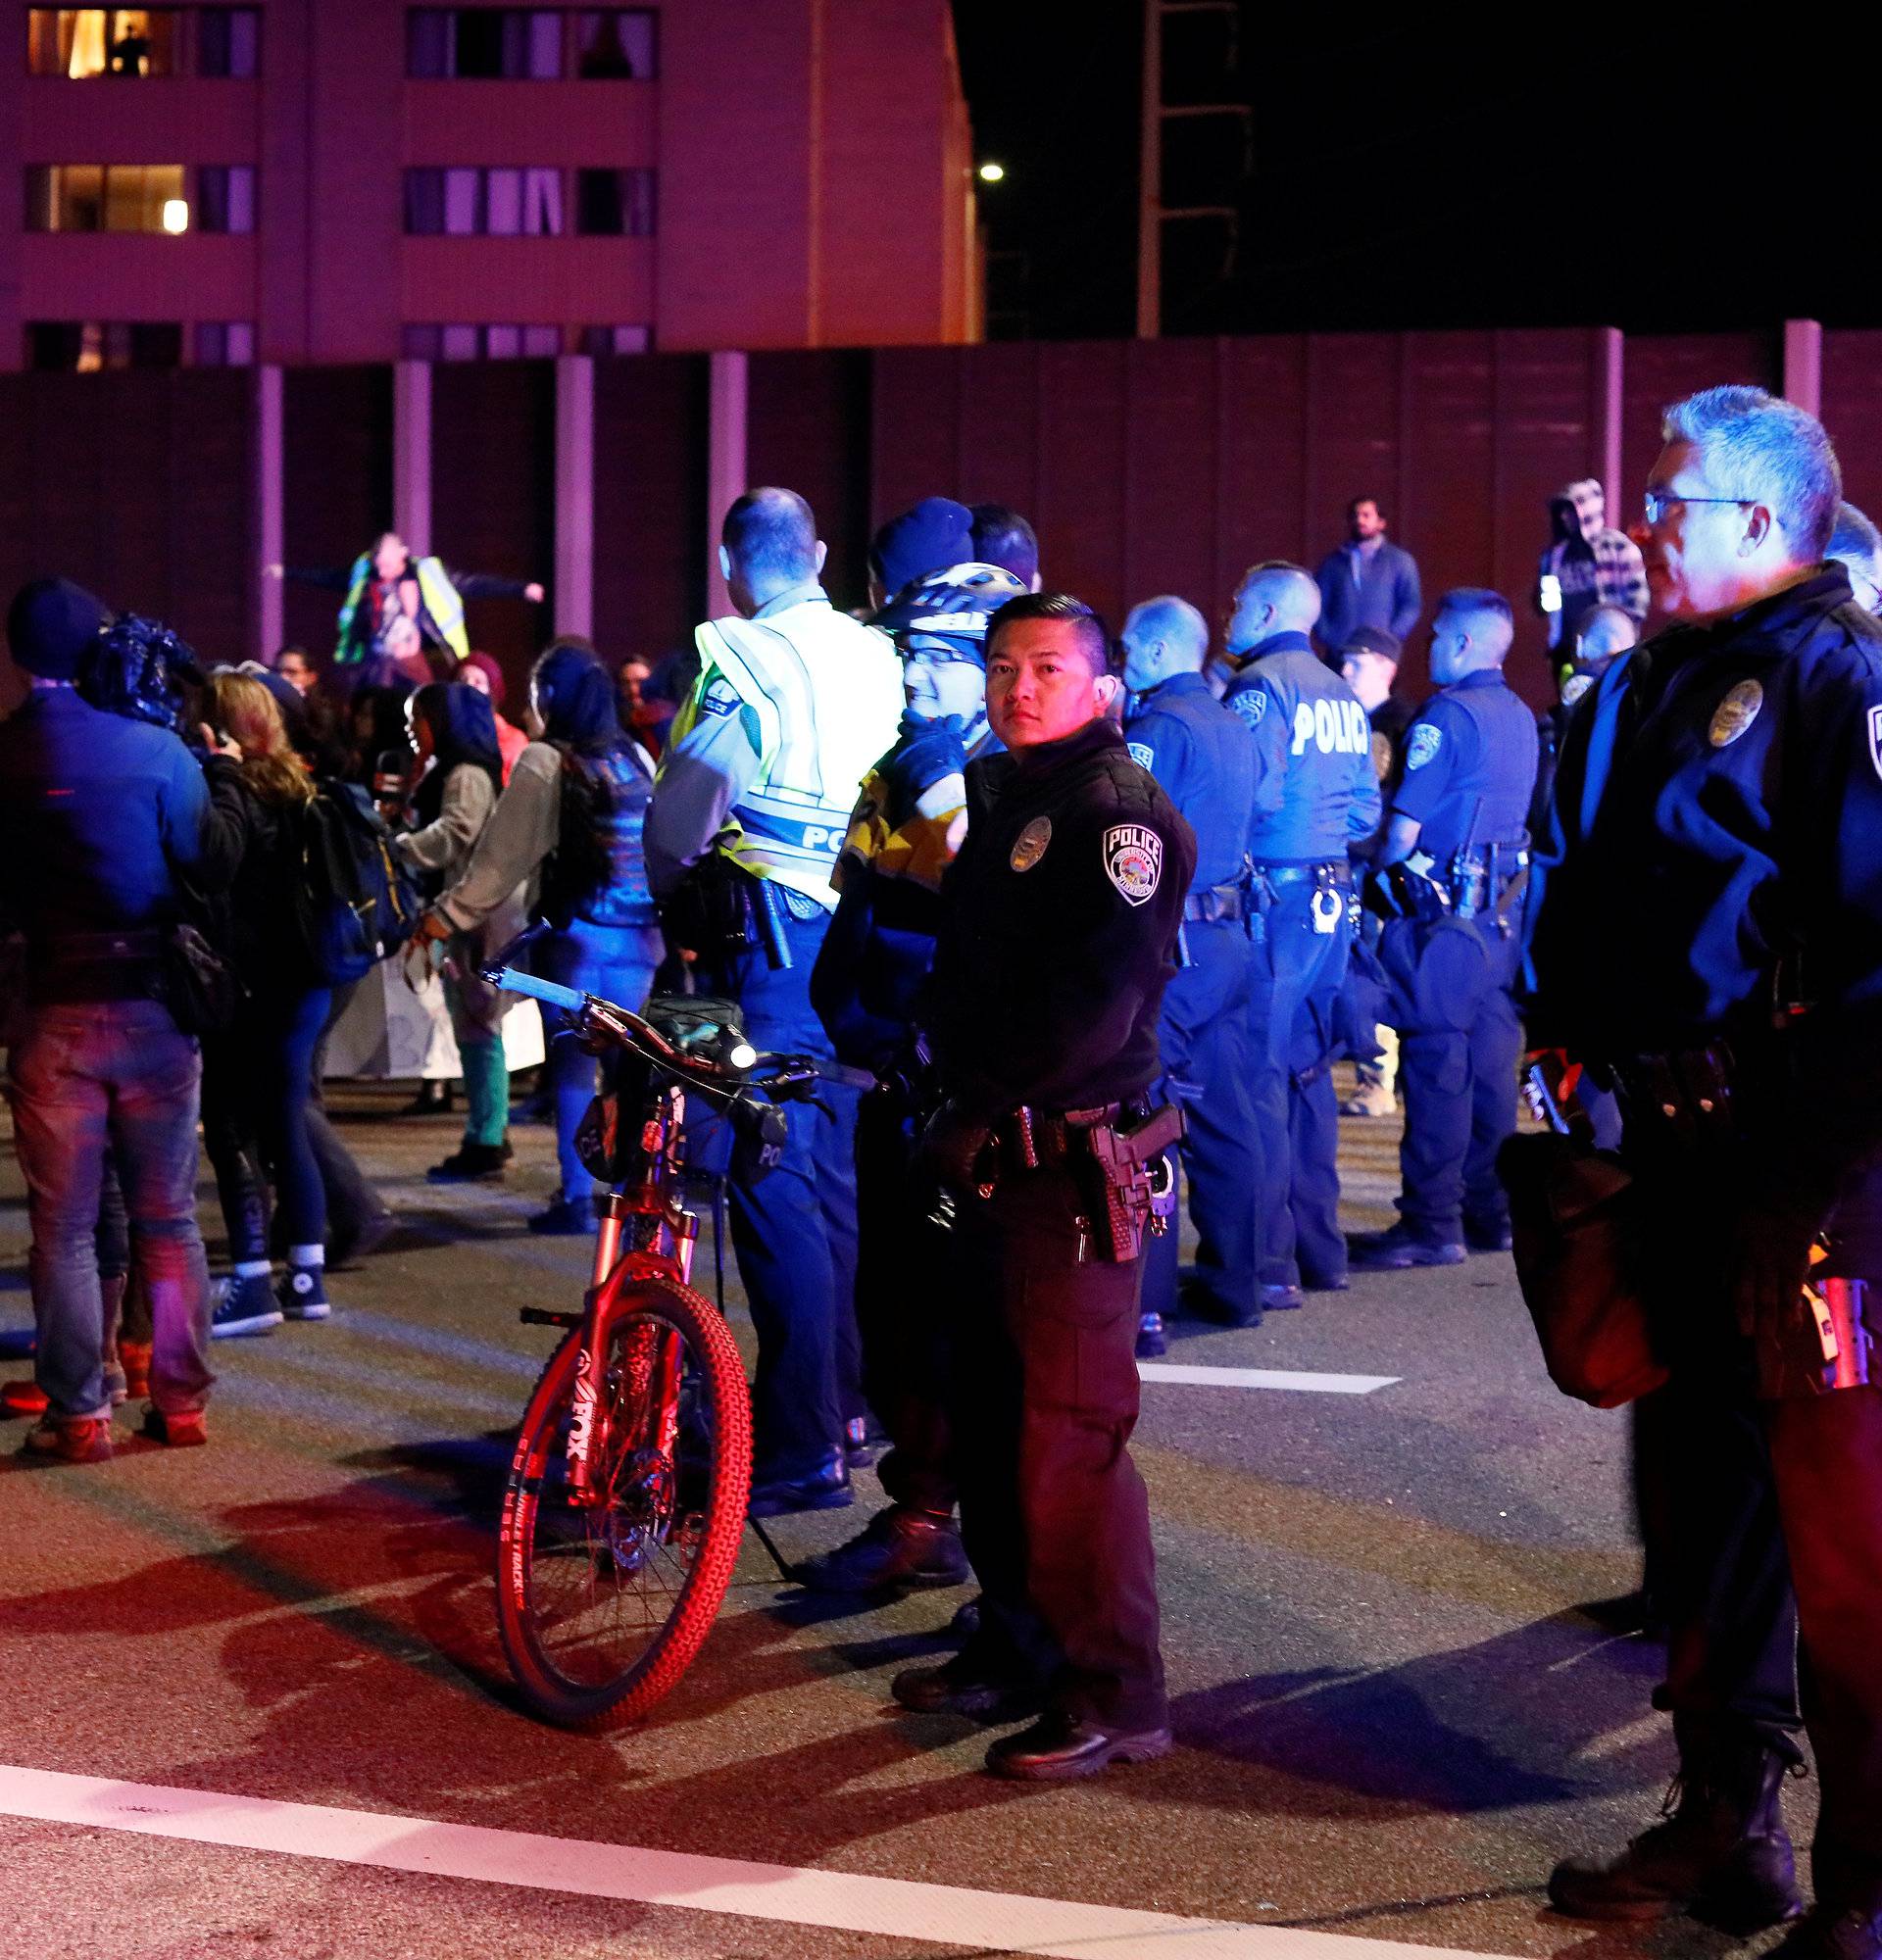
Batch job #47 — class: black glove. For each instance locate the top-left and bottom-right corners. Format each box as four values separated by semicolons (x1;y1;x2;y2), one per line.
916;1098;995;1198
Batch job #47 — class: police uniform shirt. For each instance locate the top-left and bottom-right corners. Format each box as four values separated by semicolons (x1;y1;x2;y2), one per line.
1529;567;1882;1231
1389;668;1539;866
1123;671;1256;894
928;718;1197;1120
1221;632;1381;860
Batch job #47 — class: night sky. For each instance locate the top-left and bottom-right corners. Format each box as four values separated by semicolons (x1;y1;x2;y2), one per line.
950;8;1877;342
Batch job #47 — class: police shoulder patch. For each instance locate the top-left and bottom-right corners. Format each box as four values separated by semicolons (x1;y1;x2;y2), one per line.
1103;823;1163;906
1230;686;1266;728
1868;703;1882;782
1560;672;1595;708
1126;741;1155;770
1406;721;1443;770
700;675;741;717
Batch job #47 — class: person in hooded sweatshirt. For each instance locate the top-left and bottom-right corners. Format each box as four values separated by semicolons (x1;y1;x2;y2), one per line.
1536;477;1649;656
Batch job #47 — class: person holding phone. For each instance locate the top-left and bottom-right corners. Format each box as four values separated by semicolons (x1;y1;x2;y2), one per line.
1536;478;1649;654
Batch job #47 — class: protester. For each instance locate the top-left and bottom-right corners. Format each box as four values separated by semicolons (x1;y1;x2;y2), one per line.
1314;498;1422;651
411;638;663;1235
1536;479;1649;653
397;683;520;1184
967;503;1042;590
455;651;529;782
276;645;320;695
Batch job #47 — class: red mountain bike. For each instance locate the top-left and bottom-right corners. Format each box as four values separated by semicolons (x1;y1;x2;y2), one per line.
482;963;830;1729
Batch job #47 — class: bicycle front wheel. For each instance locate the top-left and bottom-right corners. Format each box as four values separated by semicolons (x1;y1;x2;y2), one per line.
495;1275;753;1728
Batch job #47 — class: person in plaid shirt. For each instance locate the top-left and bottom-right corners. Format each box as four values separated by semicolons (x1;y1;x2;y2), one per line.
1536;478;1649;652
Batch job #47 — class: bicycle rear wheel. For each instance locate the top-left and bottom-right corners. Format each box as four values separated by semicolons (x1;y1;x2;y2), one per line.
495;1275;752;1727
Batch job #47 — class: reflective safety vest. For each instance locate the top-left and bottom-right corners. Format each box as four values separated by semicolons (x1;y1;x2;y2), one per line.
335;555;470;665
678;600;903;910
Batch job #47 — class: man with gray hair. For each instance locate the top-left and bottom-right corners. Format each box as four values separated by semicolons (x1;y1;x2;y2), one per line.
1828;501;1882;614
1526;385;1882;1957
1120;595;1261;1345
1221;562;1380;1306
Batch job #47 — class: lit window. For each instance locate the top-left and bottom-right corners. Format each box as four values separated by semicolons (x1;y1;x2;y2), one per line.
485;323;521;359
574;11;655;78
404;167;563;236
27;164;204;233
442;168;481;235
574;168;655;236
27;10;179;78
27;319;183;368
440;323;479;361
407;9;565;79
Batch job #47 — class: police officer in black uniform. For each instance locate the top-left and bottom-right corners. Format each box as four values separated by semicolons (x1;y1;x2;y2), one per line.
1530;386;1882;1959
893;592;1195;1782
1221;563;1381;1304
1120;595;1261;1347
1352;589;1538;1267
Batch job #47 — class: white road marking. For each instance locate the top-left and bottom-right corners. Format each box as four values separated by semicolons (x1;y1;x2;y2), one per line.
1139;1363;1399;1395
0;1762;1493;1960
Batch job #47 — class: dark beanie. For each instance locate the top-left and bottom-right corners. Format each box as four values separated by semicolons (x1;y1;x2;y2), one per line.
1339;625;1403;663
869;497;973;600
8;576;110;680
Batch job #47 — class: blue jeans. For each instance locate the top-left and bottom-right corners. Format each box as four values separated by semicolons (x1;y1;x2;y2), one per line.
691;908;861;1486
7;1000;215;1418
537;920;664;1202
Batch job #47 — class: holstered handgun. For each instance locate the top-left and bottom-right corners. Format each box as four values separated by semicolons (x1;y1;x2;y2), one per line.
1079;1103;1186;1263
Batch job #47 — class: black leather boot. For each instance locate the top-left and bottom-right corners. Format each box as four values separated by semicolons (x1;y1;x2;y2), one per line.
1549;1726;1805;1929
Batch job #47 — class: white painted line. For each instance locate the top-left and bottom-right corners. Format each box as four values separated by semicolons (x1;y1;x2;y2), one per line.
1139;1362;1399;1396
0;1762;1488;1960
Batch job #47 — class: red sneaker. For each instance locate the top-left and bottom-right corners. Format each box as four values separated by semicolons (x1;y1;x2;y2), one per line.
22;1415;113;1463
141;1406;207;1448
1;1378;49;1418
117;1342;153;1400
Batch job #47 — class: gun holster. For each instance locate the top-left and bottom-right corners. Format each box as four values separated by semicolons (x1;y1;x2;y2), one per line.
1077;1102;1186;1264
660;857;792;971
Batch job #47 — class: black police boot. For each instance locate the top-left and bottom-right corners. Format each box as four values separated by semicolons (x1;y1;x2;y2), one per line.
1462;1209;1513;1253
749;1449;852;1519
1348;1223;1466;1270
1548;1727;1804;1929
891;1653;1041;1723
794;1504;969;1593
985;1709;1173;1781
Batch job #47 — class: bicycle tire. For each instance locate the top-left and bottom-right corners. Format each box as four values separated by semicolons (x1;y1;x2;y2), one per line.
495;1273;753;1728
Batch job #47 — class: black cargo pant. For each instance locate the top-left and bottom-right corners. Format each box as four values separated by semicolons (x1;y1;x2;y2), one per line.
853;1089;956;1514
944;1159;1165;1732
1628;1125;1882;1892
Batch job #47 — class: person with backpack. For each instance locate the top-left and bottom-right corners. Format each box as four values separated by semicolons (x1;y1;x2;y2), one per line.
395;682;520;1184
409;639;662;1235
200;672;342;1329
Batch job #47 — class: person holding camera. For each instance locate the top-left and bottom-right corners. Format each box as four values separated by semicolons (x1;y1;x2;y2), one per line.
646;488;903;1515
0;579;240;1459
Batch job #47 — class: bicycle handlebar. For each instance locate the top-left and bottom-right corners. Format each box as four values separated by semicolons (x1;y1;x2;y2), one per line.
495;971;586;1015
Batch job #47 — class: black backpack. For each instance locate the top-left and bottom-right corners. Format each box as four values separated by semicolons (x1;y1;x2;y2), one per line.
293;781;423;985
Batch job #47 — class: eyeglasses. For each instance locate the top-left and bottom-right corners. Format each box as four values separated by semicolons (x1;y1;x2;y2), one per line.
1643;490;1752;525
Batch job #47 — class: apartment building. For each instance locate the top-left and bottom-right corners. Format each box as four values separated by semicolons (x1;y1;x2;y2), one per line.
0;0;982;370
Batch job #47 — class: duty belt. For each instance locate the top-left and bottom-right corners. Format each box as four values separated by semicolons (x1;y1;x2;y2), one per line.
1182;881;1247;925
1251;858;1352;891
1444;844;1528;928
1610;1042;1737;1141
993;1101;1125;1171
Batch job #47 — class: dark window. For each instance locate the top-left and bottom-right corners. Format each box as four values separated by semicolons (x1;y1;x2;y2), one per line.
125;321;182;366
27;319;182;369
195;165;254;234
404;168;444;235
26;321;86;368
574;167;654;236
405;166;561;236
193;320;253;365
402;323;443;360
407;9;562;79
574;10;654;77
580;324;650;357
196;7;258;76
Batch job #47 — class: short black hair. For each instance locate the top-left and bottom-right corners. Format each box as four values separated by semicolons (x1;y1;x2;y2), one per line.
1436;586;1513;631
1348;495;1385;517
968;502;1040;587
983;591;1110;676
721;486;818;587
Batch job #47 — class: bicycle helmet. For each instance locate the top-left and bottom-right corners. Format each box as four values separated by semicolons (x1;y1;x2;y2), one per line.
872;562;1028;666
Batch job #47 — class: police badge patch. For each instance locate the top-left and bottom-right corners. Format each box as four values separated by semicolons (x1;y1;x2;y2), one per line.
1230;688;1266;728
1709;678;1763;747
1869;704;1882;781
1406;722;1442;770
1127;741;1155;770
1103;823;1163;906
1009;815;1052;872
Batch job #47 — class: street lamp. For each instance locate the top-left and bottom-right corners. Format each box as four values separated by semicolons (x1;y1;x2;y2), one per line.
977;162;1006;184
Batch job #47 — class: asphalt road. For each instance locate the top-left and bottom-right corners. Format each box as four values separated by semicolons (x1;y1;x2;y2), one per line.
0;1074;1812;1960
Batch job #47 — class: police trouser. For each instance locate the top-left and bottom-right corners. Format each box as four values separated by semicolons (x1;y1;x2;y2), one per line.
691;908;862;1487
1246;882;1350;1290
1627;1125;1882;1888
1392;909;1523;1244
1145;918;1261;1322
945;1161;1165;1732
852;1089;956;1514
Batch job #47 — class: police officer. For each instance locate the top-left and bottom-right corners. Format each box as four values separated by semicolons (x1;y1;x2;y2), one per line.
1351;589;1538;1268
893;592;1194;1781
1530;386;1882;1958
1221;562;1381;1304
800;561;1026;1593
647;487;904;1517
1120;595;1261;1347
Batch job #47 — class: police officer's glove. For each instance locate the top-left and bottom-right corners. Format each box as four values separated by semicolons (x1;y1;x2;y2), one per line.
1725;1180;1823;1345
916;1099;995;1198
879;713;967;828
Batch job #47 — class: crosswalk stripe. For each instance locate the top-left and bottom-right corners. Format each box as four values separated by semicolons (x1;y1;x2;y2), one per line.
1139;1363;1398;1395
